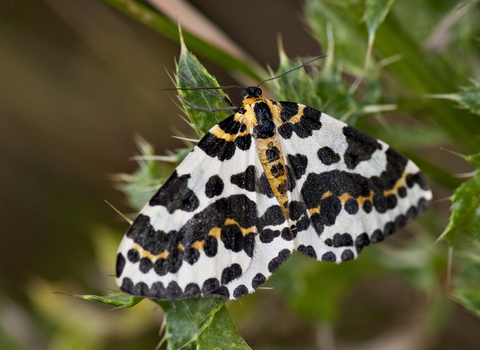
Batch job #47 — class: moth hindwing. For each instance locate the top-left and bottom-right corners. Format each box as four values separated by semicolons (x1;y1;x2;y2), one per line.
116;86;432;300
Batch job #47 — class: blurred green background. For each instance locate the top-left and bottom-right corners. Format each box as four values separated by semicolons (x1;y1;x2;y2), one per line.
2;0;480;349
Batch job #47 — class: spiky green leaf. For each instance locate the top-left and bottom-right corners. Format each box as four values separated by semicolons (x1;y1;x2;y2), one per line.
176;38;232;136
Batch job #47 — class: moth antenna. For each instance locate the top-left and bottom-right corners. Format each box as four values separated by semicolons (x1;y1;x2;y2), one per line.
256;55;326;87
175;73;239;107
177;95;238;112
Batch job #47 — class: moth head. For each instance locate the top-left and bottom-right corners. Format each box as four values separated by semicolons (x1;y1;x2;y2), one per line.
243;86;263;99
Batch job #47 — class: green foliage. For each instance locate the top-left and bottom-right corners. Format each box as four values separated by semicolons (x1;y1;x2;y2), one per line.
119;139;174;212
157;298;250;350
429;82;480;116
443;152;480;245
272;50;378;126
455;258;480;318
270;253;381;324
363;0;397;48
176;37;232;136
72;292;143;308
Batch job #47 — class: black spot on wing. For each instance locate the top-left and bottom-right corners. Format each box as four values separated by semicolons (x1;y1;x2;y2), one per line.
287;154;308;180
198;115;252;160
127;249;139;263
297;245;317;259
134;282;149;297
125;214;185;276
198;132;236;161
221;224;245;252
341;249;354;261
259;228;280;243
201;279;230;298
417;197;431;214
184;247;200;264
120;277;134;295
231;165;256;192
204;236;218;257
301;171;370;209
205;175;224;198
289;201;310;232
164;281;183;299
278;106;322;139
116;253;125;278
256;205;286;232
363;200;373;213
233;285;249;298
258;172;275;198
332;233;353;247
281;227;294;240
286;165;296;191
398;186;407;197
320;196;342;226
179;194;257;255
149;171;199;213
139;258;153;273
280;101;299;122
344;198;359;214
149;282;166;298
370;229;384;243
355;233;370;253
268;249;291;272
217;114;244;134
202;278;220;295
343;126;382;170
126;215;172;253
183;283;201;298
406;172;430;190
252;273;266;289
221;263;243;284
321;251;336;262
317;147;340;165
231;166;275;198
379;148;409;188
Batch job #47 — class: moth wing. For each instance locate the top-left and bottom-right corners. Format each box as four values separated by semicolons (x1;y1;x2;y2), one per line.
275;102;432;262
116;114;293;300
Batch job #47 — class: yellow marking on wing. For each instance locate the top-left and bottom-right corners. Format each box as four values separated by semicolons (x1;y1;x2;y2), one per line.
383;172;408;197
224;218;255;236
201;219;255;249
275;101;304;124
308;206;321;216
307;190;375;217
338;193;353;203
191;240;205;250
321;191;332;200
356;191;374;205
177;243;185;250
208;227;221;239
133;243;169;261
210;125;250;142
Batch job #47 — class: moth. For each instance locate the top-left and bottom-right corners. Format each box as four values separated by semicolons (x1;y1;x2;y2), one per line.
115;83;432;300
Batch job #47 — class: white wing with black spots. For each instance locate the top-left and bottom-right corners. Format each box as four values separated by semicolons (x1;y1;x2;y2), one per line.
116;114;294;300
275;105;432;263
116;86;432;301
